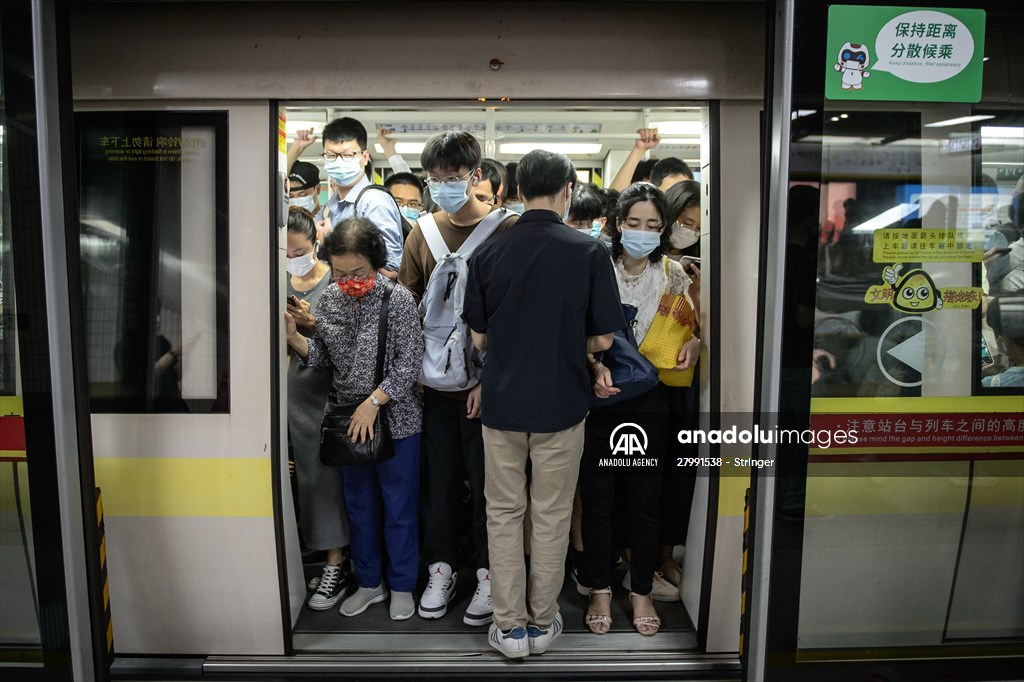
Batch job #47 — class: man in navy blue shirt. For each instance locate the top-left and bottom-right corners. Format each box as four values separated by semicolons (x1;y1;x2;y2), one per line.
464;150;624;659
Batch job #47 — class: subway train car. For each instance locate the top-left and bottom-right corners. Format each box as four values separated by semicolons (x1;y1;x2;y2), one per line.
1;1;1022;681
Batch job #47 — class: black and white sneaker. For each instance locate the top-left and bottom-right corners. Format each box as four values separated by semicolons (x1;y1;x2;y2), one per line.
307;564;347;610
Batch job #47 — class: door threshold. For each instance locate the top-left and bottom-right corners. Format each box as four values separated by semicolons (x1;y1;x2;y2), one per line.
204;652;741;678
292;630;698;653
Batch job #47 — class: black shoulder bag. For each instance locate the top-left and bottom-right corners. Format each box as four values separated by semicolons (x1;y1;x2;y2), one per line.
319;279;396;466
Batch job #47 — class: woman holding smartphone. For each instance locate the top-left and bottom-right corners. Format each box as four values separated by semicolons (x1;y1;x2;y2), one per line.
285;207;353;611
655;181;703;589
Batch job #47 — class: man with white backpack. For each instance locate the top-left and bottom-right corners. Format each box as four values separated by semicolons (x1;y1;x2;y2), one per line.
397;132;518;626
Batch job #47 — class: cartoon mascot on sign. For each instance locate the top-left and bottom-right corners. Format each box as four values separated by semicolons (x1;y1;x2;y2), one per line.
883;263;944;314
834;42;871;90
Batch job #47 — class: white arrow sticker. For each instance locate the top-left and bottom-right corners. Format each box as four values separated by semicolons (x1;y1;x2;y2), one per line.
886;329;928;373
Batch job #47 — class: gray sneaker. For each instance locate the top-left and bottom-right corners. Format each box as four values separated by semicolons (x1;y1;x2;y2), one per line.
390;591;415;620
339;583;388;617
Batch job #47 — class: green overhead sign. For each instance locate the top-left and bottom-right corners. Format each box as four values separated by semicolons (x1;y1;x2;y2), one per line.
825;6;986;102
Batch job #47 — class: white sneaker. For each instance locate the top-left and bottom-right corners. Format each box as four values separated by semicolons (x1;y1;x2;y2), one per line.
463;568;493;626
488;623;529;659
418;561;457;619
390;591;415;620
621;570;679;602
527;612;563;655
339;583;388;617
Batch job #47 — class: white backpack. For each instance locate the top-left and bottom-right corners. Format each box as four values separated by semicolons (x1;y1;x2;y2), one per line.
418;209;510;391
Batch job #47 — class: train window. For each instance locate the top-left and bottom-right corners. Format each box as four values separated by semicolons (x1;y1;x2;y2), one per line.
0;127;12;397
1;102;39;659
76;112;229;413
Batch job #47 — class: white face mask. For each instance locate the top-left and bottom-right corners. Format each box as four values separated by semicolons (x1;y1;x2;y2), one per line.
669;222;700;249
286;250;318;277
289;194;317;212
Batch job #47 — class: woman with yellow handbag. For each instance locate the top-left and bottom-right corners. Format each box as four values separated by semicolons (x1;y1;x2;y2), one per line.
582;183;699;637
653;180;703;588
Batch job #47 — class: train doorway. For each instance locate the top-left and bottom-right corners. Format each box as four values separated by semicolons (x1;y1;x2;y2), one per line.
265;101;749;675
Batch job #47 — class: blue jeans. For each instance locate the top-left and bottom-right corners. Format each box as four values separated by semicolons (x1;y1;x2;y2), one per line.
341;434;421;592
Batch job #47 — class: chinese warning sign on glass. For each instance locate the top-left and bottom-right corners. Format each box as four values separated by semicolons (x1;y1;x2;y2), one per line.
825;6;986;102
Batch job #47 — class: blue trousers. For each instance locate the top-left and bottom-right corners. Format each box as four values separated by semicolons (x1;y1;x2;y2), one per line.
341;433;421;592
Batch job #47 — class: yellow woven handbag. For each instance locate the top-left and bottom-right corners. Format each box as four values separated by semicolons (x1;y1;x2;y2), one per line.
637;259;698;387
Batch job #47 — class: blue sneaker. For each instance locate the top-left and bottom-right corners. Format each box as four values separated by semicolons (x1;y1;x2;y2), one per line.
527;612;563;654
488;623;529;659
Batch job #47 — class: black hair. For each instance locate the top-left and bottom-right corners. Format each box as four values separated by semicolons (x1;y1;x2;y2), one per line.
287;206;318;244
569;182;606;222
988;292;1024;344
420;183;438;213
516;150;576;201
384;172;424;192
504;162;519;200
480;159;508;200
420;132;482;174
321;216;388;270
650;157;694;186
631;158;658;184
602;188;620;236
665;180;701;223
321;117;368;150
610;182;671;263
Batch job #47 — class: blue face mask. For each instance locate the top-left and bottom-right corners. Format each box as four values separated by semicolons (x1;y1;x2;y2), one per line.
429;181;471;214
590;220;603;238
400;206;421;222
324;157;363;187
505;201;524;214
620;228;662;259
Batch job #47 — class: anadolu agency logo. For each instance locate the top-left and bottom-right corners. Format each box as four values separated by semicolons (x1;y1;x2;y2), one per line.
609;423;648;457
600;423;659;469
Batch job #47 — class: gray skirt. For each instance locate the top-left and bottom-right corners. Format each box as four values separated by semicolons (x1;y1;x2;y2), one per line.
288;357;350;550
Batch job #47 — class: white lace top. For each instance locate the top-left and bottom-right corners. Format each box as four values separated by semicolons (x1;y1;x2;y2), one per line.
613;256;692;345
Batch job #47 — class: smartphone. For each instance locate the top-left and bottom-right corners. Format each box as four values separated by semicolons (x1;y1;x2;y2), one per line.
682;256;701;268
288;295;300;307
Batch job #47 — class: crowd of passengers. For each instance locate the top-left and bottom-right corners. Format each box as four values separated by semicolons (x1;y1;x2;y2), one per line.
282;116;703;659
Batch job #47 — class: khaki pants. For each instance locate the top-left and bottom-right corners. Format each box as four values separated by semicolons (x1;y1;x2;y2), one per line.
482;420;585;630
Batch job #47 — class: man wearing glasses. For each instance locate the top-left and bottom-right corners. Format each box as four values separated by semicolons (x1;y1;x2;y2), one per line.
384;172;427;227
397;131;518;628
290;117;405;279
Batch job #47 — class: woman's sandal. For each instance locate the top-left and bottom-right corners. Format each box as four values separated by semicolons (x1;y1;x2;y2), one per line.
629;592;661;636
585;587;613;635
